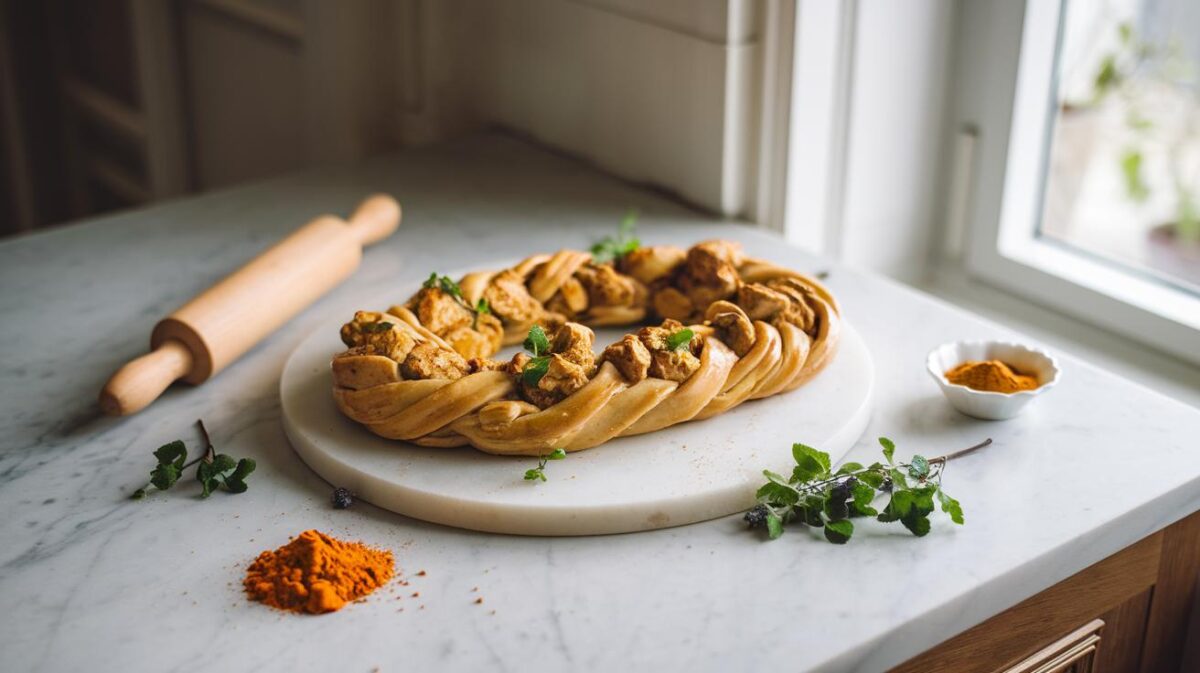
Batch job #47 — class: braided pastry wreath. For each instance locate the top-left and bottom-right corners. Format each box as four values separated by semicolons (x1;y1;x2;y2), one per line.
332;240;840;456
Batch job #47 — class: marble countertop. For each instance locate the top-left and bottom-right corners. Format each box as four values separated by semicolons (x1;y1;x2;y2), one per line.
2;134;1198;673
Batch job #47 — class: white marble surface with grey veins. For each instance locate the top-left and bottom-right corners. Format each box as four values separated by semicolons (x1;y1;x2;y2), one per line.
2;134;1198;673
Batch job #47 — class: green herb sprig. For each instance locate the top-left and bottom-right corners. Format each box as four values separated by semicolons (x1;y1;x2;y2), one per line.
473;298;490;328
130;420;256;500
423;272;463;298
523;448;567;482
424;272;491;326
523;324;550;355
590;209;640;264
521;325;552;386
666;327;694;351
745;437;990;543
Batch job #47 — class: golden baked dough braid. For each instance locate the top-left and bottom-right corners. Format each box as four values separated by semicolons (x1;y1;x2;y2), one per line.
332;240;840;455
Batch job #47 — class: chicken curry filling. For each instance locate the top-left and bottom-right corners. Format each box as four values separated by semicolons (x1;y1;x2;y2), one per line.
338;240;827;411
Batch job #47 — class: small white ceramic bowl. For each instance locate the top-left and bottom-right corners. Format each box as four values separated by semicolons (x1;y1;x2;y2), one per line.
926;341;1060;420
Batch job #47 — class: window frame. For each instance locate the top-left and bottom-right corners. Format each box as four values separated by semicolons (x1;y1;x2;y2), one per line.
964;0;1200;365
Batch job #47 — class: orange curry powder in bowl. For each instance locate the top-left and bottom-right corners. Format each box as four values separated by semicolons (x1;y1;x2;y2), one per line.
943;360;1040;394
244;529;394;614
926;341;1060;420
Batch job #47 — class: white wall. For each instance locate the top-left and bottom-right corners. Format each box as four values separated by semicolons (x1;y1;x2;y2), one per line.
172;0;959;281
179;0;398;190
836;0;957;281
404;0;769;218
80;0;775;217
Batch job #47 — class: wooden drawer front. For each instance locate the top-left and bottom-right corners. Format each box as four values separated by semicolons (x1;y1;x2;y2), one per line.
1000;619;1104;673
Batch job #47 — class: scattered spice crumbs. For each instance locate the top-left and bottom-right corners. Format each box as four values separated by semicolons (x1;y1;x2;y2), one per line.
416;570;426;576
474;597;484;604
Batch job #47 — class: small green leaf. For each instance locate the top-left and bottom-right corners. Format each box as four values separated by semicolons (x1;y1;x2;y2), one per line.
890;490;915;518
858;469;885;489
901;513;931;537
938;490;964;524
912;486;937;514
756;481;800;507
130;488;147;500
223;458;256;494
876;500;900;523
229;457;256;481
196;462;218;498
521;355;551;386
889;468;910;490
835;462;864;476
439;277;462;298
222;478;248;494
422;272;462;298
824;519;854;544
524;449;564;483
590;209;641;263
523;325;550;357
198;453;244;497
791;443;831;482
665;328;694;351
908;455;930;480
879;437;895;464
153;440;187;469
762;469;789;486
475;298;490;315
766;511;784;539
850;500;878;518
210;454;237;474
150;462;181;491
851;482;876;508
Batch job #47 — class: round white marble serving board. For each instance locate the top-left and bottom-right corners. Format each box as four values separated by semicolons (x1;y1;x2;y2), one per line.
280;287;874;536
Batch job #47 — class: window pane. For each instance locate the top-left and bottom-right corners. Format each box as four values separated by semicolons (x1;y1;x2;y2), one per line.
1040;0;1200;294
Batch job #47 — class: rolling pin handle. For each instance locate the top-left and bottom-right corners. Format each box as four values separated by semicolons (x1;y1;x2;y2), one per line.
346;194;402;247
99;339;195;416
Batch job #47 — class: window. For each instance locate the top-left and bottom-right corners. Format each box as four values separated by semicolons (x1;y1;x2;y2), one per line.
963;0;1200;364
1044;0;1199;294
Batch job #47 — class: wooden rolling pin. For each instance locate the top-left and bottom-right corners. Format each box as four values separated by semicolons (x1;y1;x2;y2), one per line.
99;194;401;416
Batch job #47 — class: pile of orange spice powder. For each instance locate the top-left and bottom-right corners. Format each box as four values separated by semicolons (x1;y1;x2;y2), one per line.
945;360;1040;394
244;530;394;614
